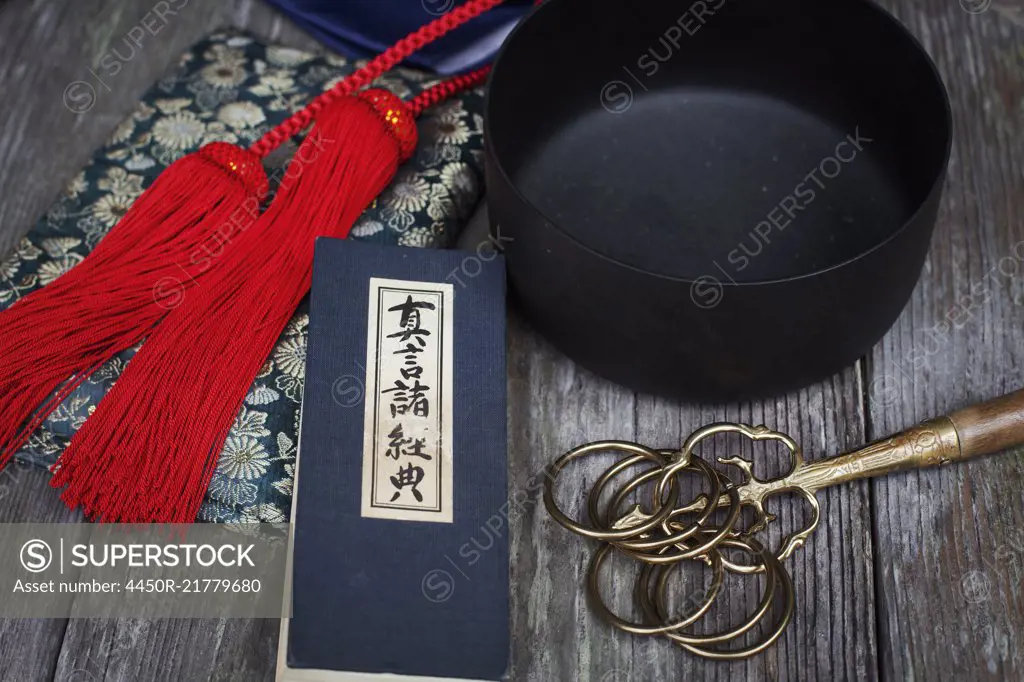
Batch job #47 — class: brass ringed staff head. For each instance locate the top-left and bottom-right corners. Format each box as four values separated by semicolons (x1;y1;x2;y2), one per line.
544;388;1024;661
542;426;806;661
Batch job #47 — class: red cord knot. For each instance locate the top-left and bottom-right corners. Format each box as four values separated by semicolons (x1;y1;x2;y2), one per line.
357;88;419;162
198;142;269;198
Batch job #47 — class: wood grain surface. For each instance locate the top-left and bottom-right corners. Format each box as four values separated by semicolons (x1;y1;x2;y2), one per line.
868;1;1024;679
0;0;1021;680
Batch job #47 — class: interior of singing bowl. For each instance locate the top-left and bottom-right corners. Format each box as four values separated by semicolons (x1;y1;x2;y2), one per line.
488;0;951;282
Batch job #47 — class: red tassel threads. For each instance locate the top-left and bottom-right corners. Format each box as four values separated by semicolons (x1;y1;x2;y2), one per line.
0;144;268;469
51;91;416;523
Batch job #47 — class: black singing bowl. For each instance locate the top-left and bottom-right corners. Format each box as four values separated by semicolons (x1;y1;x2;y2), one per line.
485;0;952;402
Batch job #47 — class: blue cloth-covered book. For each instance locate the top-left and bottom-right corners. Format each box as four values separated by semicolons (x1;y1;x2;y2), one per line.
278;237;509;681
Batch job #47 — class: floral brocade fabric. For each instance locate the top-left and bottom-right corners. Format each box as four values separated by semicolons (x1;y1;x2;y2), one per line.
0;31;486;523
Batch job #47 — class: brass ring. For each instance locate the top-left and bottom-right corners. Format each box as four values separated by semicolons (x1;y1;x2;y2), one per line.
652;535;795;659
543;441;679;541
646;534;775;644
634;533;775;649
587;543;725;636
675;569;793;659
593;454;722;554
621;466;742;562
585;453;675;533
643;486;743;565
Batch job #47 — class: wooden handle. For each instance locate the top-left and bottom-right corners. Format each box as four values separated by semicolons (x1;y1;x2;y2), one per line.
948;388;1024;458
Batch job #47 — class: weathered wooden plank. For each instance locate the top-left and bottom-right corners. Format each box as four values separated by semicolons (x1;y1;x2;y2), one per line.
0;0;226;257
52;618;279;682
0;464;78;682
506;311;638;682
0;0;319;259
867;0;1024;679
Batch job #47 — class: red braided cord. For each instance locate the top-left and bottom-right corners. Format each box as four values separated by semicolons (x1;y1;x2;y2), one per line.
409;66;492;117
408;0;544;116
249;0;507;158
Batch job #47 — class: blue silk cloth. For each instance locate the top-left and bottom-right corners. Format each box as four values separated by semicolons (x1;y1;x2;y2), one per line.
262;0;533;74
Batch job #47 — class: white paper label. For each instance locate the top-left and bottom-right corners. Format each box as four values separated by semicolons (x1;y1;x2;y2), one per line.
361;278;454;523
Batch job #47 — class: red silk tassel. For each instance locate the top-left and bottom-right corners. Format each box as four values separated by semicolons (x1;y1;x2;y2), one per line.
51;91;416;522
0;144;267;468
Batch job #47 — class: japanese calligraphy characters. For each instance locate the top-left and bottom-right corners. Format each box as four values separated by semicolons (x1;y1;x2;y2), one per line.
361;278;454;523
